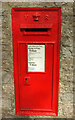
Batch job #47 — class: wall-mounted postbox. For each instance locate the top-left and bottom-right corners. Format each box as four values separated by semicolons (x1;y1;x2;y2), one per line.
12;8;61;116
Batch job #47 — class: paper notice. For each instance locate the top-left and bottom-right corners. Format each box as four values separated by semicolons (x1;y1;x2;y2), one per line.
28;45;45;72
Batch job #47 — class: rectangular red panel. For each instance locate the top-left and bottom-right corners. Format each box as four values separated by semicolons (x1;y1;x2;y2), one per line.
12;8;61;116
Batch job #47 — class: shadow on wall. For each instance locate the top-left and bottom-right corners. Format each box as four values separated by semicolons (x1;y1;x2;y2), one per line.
1;118;74;120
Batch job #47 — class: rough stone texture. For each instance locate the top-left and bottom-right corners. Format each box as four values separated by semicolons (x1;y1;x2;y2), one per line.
0;2;2;120
2;2;73;119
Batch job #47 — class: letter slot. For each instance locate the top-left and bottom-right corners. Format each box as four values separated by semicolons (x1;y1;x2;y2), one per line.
20;24;52;35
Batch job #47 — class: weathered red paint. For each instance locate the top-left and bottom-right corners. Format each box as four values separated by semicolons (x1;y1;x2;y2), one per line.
12;8;61;116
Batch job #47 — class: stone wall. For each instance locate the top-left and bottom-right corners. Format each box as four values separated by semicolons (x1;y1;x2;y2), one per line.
2;2;73;119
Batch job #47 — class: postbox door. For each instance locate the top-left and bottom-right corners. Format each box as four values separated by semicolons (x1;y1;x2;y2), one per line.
18;43;54;111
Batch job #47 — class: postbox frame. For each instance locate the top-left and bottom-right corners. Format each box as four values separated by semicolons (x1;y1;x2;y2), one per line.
12;7;61;116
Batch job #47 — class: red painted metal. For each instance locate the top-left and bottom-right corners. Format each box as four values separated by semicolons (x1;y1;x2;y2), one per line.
12;8;61;116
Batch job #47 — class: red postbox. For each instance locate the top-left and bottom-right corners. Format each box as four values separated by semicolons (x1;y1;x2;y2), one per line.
12;8;61;116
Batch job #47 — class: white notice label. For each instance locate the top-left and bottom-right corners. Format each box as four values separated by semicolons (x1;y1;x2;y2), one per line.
28;45;45;72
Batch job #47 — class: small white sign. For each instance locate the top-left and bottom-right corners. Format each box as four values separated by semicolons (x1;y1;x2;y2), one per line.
28;44;45;72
